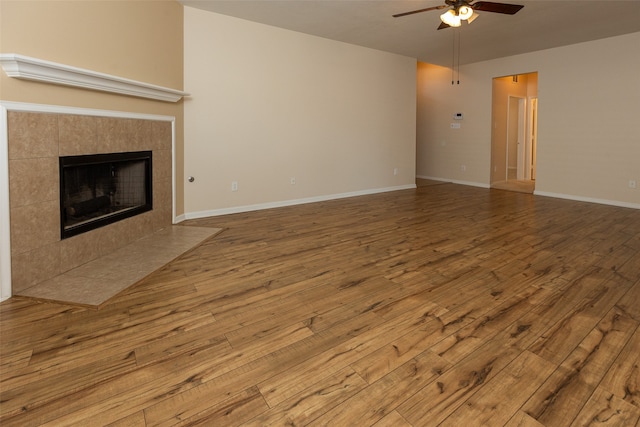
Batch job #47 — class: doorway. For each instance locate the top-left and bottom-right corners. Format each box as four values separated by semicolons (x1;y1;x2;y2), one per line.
490;72;538;193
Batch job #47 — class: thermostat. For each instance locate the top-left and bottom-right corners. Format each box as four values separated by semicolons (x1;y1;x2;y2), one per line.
453;112;464;120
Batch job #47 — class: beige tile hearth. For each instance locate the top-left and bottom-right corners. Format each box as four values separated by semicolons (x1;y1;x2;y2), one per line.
15;225;223;308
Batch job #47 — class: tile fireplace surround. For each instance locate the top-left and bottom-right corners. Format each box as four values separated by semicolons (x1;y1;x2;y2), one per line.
7;109;174;297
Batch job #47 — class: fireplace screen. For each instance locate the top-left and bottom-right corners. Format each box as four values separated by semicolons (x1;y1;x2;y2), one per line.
60;151;152;239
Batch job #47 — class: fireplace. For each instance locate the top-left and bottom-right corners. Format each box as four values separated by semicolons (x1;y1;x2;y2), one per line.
6;110;173;294
59;151;153;239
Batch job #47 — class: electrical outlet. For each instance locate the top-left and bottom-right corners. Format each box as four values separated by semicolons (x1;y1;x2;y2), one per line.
290;177;296;185
393;168;398;176
231;181;238;192
461;165;466;172
629;180;637;189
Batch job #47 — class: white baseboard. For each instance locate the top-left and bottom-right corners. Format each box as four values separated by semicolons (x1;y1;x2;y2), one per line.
534;190;640;210
183;184;417;220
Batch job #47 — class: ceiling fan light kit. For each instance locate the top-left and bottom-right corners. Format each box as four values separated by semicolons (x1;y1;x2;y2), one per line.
439;6;476;27
458;5;474;20
440;10;461;27
393;0;523;30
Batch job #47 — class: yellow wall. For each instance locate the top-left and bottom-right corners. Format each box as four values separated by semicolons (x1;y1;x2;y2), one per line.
0;0;186;214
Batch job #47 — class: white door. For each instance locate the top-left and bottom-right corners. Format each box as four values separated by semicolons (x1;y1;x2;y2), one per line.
528;97;538;180
506;96;526;181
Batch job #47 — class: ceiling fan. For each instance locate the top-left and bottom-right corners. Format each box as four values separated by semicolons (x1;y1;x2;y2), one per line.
393;0;524;30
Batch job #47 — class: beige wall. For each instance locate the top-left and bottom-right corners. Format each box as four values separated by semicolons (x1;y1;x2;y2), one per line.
0;0;186;214
417;62;484;185
183;7;417;216
417;32;640;207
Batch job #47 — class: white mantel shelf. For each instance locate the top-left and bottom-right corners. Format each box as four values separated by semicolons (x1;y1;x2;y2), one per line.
0;53;190;102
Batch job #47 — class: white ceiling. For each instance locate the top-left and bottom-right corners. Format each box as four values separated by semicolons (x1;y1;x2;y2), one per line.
179;0;640;67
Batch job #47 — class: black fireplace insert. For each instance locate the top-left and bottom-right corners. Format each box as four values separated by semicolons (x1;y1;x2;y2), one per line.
59;151;152;239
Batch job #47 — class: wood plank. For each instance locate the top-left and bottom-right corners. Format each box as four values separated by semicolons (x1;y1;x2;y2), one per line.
430;286;548;364
396;331;524;425
529;275;632;365
224;321;313;351
504;411;546;427
307;351;448;426
570;386;640;427
617;278;640;322
105;411;147;427
241;367;367;426
0;350;139;417
439;351;555;426
133;322;229;366
0;349;32;373
0;340;234;426
599;323;640;407
258;301;440;407
372;410;413;427
135;310;384;426
2;310;218;394
349;313;452;385
522;308;638;426
145;386;268;427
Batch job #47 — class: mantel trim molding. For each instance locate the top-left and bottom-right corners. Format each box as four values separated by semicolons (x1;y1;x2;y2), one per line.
0;53;190;102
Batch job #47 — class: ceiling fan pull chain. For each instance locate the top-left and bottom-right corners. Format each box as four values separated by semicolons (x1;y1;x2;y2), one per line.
452;29;456;85
457;30;461;85
452;29;461;85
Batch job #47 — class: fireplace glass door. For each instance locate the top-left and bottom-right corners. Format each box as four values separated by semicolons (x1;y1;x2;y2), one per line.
60;151;152;239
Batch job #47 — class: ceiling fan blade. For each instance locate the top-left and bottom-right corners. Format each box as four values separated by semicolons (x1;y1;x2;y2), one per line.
437;21;451;30
392;5;447;18
471;1;523;14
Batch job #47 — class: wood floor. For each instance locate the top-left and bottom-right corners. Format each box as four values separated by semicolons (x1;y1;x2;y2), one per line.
1;183;639;426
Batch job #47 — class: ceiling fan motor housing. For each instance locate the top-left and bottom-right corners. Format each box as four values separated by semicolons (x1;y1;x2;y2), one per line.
445;0;474;11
